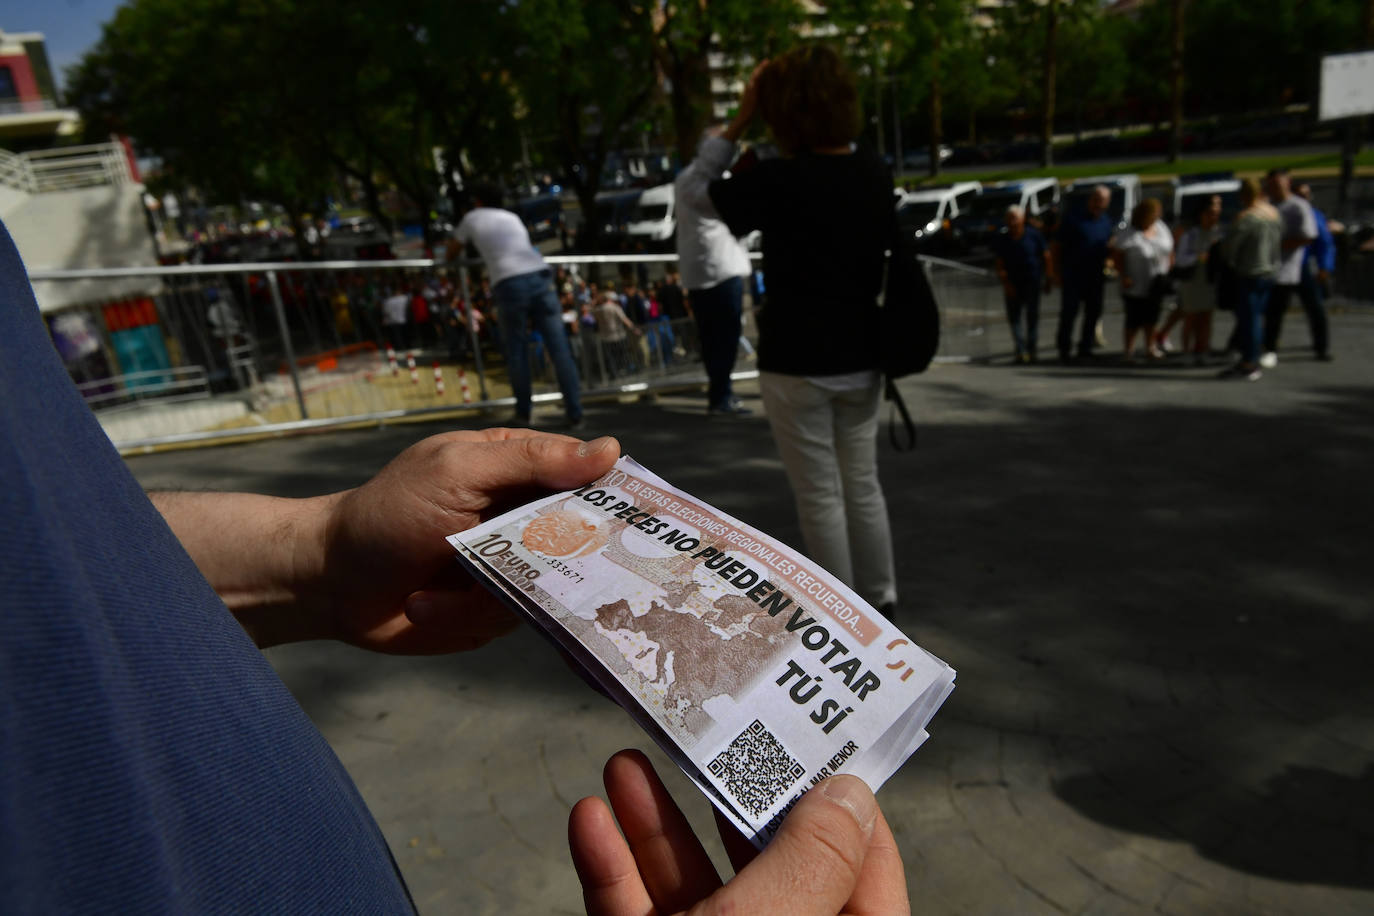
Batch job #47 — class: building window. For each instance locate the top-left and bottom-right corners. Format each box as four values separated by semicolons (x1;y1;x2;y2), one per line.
0;66;16;100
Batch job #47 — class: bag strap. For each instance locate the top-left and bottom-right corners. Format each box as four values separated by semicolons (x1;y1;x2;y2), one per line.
885;377;916;451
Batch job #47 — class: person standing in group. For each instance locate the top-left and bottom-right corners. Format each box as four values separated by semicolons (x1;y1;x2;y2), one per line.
1052;185;1115;363
991;205;1051;364
447;184;583;428
1111;198;1173;362
1292;180;1337;362
690;46;898;616
674;118;755;416
1165;194;1225;364
1218;178;1282;380
1261;167;1328;366
380;285;410;354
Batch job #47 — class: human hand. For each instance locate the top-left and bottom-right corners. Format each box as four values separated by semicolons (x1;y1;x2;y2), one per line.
275;429;619;652
569;749;909;915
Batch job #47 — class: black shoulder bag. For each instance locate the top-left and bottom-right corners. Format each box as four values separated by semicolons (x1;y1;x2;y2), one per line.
877;234;940;451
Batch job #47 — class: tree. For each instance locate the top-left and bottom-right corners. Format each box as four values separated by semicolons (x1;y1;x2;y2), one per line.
507;0;661;252
1167;0;1185;163
649;1;804;165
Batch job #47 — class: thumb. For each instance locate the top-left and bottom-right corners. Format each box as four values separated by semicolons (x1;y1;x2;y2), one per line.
454;432;622;497
702;776;877;914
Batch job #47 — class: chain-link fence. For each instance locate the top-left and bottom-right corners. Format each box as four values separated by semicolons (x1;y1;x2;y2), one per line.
31;252;1014;452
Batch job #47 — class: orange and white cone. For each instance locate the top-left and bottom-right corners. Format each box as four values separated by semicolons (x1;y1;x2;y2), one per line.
407;352;419;385
433;361;445;396
386;345;398;376
458;367;472;404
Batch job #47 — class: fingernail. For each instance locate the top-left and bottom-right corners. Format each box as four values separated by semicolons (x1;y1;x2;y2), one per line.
578;436;613;457
820;776;877;837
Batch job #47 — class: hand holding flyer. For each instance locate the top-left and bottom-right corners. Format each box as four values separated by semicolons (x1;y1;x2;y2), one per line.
449;456;955;848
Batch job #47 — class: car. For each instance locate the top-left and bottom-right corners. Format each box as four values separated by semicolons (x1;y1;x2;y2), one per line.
901;145;953;171
1061;174;1141;234
953;178;1060;250
511;193;565;243
624;183;675;248
895;181;982;254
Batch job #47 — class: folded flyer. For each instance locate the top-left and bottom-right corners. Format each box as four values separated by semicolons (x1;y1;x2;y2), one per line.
447;456;955;848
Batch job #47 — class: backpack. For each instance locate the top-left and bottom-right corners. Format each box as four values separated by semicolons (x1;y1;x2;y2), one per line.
877;232;940;450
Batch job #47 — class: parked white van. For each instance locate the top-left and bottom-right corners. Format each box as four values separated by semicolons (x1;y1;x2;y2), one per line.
895;181;981;243
1171;174;1242;229
954;178;1060;249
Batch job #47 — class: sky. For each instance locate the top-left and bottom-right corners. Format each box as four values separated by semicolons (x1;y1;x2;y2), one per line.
1;0;125;93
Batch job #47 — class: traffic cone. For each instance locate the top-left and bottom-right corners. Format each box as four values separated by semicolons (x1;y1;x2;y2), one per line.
407;352;419;385
387;345;398;376
458;366;472;404
433;361;445;396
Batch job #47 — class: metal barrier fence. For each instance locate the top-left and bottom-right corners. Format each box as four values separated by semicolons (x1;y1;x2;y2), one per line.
30;253;1005;452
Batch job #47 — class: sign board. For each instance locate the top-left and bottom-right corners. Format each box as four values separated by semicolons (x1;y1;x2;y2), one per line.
1319;51;1374;121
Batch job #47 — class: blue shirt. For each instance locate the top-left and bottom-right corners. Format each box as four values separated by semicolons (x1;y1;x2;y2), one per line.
1305;205;1336;274
1057;211;1114;282
0;222;413;912
992;226;1047;292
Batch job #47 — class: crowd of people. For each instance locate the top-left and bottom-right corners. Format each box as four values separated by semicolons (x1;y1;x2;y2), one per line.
993;169;1336;381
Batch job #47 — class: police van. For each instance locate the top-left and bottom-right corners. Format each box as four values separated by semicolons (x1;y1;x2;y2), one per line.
624;183;676;249
894;181;981;253
953;178;1060;250
1171;173;1242;229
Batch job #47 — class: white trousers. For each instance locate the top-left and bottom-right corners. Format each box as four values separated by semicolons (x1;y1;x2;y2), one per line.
759;372;898;608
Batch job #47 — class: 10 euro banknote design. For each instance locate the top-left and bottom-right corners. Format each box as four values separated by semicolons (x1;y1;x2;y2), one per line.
449;456;955;848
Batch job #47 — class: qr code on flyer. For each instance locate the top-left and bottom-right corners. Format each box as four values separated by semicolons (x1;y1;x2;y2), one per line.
708;720;806;818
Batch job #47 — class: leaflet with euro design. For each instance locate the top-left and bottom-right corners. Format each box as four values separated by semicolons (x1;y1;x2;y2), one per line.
447;456;955;848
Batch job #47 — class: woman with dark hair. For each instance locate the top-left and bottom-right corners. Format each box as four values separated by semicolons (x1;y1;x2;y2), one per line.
686;46;898;616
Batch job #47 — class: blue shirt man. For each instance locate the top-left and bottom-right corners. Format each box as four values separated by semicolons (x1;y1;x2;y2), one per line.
992;207;1050;362
1053;185;1115;360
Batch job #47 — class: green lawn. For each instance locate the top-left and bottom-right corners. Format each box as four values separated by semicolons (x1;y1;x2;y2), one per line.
897;149;1374;187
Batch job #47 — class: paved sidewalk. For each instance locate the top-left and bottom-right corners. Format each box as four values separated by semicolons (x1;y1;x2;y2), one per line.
127;312;1374;914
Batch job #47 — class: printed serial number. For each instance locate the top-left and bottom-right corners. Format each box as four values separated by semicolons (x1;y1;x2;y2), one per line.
543;557;585;583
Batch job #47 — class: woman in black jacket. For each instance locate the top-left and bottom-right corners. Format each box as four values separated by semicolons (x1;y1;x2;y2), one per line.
703;46;898;617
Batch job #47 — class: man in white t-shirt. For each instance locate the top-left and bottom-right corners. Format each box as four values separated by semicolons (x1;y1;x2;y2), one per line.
1261;167;1329;365
447;185;583;427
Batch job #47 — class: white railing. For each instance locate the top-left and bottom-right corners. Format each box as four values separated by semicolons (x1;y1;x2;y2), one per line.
0;142;133;194
0;146;35;192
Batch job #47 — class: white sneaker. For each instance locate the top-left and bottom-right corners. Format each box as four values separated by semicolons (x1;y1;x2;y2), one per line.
1259;351;1278;369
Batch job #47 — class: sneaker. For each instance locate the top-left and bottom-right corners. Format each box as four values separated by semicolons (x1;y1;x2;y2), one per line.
566;416;586;432
1218;364;1261;381
1156;337;1176;354
708;399;752;417
1259;351;1278;369
876;602;896;620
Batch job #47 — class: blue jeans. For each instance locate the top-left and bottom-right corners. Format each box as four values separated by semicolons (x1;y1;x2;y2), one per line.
1004;285;1040;356
689;276;743;409
646;316;676;366
1234;276;1273;364
492;269;582;420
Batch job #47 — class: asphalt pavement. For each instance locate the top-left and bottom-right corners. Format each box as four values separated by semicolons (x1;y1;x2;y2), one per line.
126;310;1374;914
